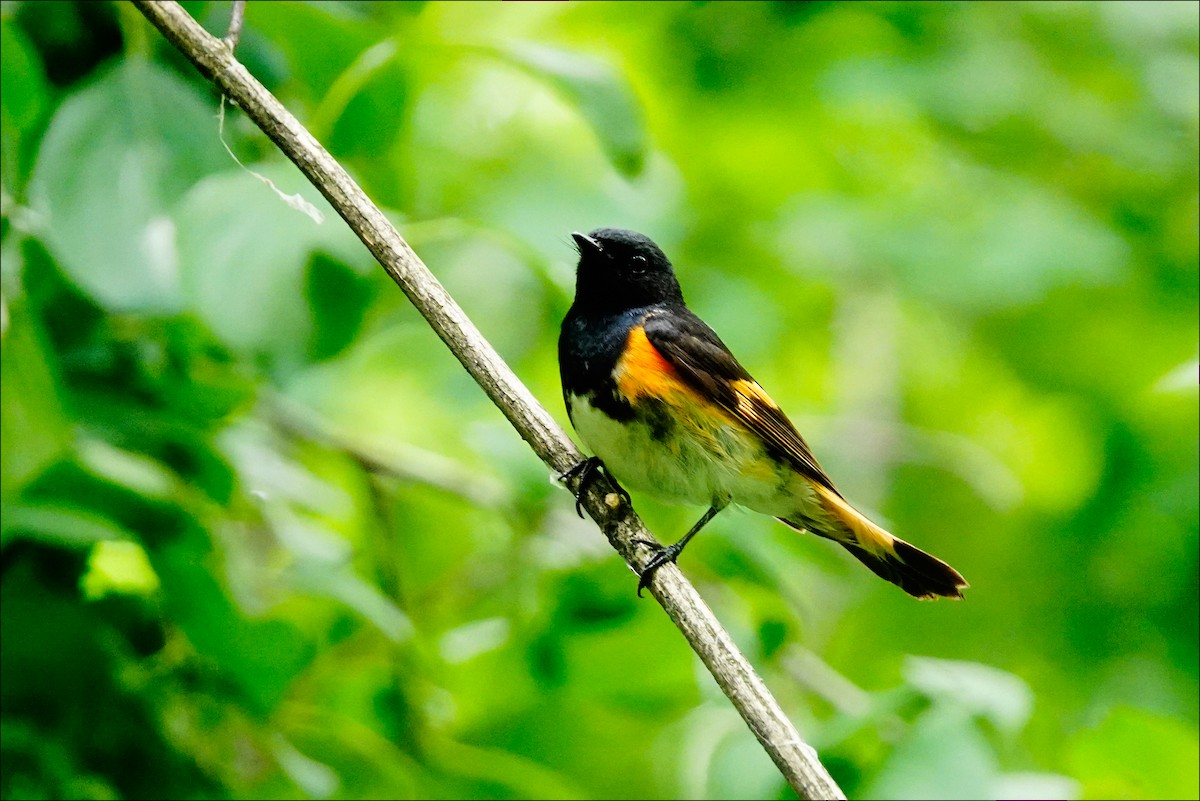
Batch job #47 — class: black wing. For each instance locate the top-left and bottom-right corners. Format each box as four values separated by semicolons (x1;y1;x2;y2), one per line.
642;308;842;497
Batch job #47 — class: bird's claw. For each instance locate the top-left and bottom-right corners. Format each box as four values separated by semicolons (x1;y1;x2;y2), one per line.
558;456;600;518
634;539;682;597
558;457;629;518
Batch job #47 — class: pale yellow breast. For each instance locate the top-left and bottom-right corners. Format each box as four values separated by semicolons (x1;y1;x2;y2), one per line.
567;390;805;517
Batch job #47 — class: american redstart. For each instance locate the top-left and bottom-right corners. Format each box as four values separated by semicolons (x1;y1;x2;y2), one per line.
558;228;967;599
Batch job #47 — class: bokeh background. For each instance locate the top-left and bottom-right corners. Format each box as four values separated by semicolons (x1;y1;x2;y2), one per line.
2;1;1197;799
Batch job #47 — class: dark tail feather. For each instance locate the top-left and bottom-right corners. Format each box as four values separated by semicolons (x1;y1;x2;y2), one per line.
777;482;964;599
781;484;968;600
839;538;967;600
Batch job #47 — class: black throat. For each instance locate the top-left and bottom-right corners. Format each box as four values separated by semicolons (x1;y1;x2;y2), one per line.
558;305;657;423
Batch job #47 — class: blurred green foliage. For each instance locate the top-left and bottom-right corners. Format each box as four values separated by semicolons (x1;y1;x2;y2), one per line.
1;1;1197;799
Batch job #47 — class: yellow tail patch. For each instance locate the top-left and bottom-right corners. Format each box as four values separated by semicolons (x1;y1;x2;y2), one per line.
814;484;898;557
801;485;968;599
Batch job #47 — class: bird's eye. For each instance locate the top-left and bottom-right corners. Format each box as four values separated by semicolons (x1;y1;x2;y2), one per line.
630;255;648;274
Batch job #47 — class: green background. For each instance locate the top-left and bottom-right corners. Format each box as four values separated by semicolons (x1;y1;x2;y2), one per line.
2;1;1197;799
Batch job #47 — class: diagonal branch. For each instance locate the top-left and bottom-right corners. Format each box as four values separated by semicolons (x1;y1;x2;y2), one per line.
132;2;845;798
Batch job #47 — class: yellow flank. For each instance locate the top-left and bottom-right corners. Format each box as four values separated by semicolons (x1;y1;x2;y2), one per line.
614;326;690;402
815;483;898;556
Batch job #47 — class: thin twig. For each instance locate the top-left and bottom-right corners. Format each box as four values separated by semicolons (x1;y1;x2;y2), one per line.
265;393;507;508
131;3;845;798
223;0;245;50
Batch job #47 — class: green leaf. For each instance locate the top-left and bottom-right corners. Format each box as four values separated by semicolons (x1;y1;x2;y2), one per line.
270;735;339;798
236;1;378;101
77;437;178;501
306;252;374;361
276;512;413;643
866;705;997;799
1067;706;1200;800
1;17;49;189
28;60;227;311
0;502;126;550
474;41;647;177
0;20;48;133
81;539;160;599
152;534;315;715
993;772;1082;800
174;163;363;362
903;656;1034;735
423;735;587;801
0;298;72;501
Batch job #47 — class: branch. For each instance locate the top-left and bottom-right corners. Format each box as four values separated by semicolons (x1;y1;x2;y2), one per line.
222;0;244;49
132;3;845;798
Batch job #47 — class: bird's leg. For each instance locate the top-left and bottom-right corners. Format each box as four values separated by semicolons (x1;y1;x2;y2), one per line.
634;504;723;596
558;456;630;518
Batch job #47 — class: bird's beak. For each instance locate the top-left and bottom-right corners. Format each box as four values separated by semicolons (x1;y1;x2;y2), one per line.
572;232;603;257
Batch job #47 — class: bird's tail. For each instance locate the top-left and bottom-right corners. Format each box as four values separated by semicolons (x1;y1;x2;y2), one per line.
781;485;968;600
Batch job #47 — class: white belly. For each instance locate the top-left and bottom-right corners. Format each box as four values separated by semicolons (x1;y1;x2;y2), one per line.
567;393;812;516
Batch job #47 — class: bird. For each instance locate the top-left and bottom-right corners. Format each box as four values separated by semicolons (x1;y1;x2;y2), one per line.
557;227;967;600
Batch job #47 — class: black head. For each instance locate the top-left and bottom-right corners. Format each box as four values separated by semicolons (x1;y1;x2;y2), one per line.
569;228;684;316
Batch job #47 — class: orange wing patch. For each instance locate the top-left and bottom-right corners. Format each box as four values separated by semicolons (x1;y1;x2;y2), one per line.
615;325;687;401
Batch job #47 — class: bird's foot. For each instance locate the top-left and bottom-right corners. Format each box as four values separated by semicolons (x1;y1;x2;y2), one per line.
558;456;629;518
633;538;684;597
